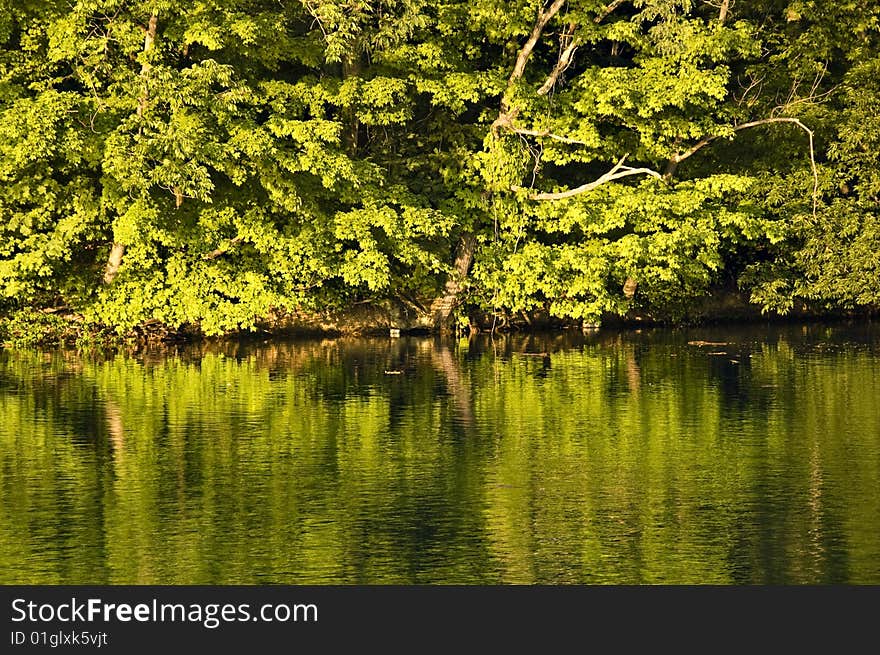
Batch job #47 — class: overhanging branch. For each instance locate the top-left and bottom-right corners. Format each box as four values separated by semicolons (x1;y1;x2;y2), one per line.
525;155;662;200
667;117;819;215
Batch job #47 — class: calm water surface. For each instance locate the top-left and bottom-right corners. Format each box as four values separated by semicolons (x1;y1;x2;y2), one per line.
1;323;879;584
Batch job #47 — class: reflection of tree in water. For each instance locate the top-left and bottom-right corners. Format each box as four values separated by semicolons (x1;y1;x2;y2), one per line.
431;342;473;428
0;351;113;583
106;399;124;455
0;327;878;583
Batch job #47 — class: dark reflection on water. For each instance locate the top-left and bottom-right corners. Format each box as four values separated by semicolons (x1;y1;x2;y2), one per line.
1;323;879;584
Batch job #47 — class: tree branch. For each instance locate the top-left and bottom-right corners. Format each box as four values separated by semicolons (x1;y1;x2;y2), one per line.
511;127;589;145
595;0;627;25
665;117;819;215
203;236;244;260
718;0;730;25
492;0;567;135
535;1;628;97
506;0;568;92
491;0;634;195
536;35;580;96
526;155;662;200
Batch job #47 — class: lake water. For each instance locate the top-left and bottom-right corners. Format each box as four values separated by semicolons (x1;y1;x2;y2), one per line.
1;323;879;584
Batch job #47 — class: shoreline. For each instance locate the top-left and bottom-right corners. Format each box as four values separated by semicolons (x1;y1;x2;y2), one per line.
1;299;876;350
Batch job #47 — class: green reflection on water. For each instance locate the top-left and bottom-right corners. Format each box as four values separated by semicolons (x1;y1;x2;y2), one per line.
1;324;879;584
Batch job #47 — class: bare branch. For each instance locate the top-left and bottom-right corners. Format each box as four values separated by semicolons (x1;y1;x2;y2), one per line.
772;64;836;117
492;0;636;197
705;0;733;23
666;117;819;215
735;72;765;107
491;0;568;137
526;155;662;200
533;1;630;100
537;36;580;96
503;0;567;109
511;127;589;145
497;0;628;133
664;135;713;179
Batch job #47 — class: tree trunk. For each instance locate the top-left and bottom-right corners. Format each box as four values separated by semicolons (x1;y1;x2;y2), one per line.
103;242;126;284
491;0;568;137
429;234;477;331
136;13;158;118
719;0;730;25
104;13;158;285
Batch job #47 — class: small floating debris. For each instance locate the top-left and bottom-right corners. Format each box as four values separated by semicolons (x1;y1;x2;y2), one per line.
389;328;401;338
688;340;729;346
707;351;728;356
384;370;403;375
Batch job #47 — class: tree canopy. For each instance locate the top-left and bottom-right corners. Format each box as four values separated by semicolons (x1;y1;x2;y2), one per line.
1;0;878;335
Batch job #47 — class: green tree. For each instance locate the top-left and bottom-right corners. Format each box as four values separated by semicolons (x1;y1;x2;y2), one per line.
1;1;879;336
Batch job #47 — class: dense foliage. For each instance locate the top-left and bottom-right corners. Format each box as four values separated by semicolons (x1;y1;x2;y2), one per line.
1;0;878;335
